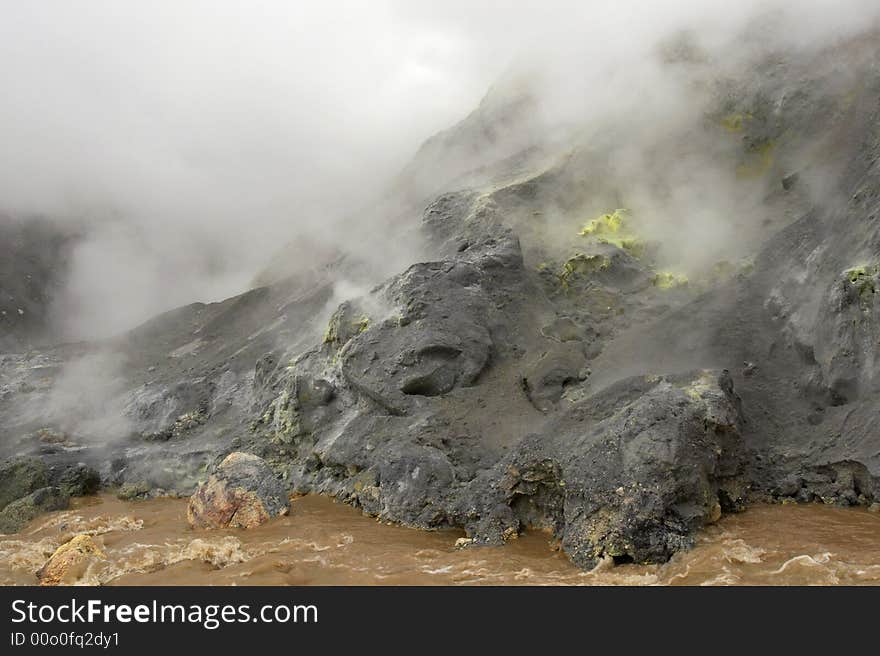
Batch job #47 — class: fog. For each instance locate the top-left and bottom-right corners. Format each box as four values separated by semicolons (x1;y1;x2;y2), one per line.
2;0;879;340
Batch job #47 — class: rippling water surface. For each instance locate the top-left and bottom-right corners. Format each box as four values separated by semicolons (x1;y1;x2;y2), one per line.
2;494;880;586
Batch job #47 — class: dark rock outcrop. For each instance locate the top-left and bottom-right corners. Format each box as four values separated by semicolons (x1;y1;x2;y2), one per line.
55;463;101;498
0;487;69;534
0;457;49;512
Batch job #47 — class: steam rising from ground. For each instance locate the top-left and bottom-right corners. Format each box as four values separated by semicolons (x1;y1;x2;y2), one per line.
1;1;879;340
46;351;132;443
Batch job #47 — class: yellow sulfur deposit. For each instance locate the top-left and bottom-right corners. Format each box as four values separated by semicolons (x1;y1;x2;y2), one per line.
719;112;753;133
580;209;627;237
559;253;610;289
579;209;647;258
651;271;689;289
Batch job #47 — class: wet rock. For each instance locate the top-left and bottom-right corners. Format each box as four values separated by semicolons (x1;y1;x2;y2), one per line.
0;487;69;534
373;444;455;525
0;457;49;511
492;370;746;568
500;458;566;534
773;474;803;498
117;481;150;500
37;534;105;586
272;362;745;569
187;452;289;529
55;463;101;498
790;461;874;506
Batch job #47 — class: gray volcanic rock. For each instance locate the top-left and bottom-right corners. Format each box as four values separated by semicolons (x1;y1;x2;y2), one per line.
244;192;747;566
337;256;498;415
812;266;880;405
504;371;746;568
0;257;343;497
6;28;880;570
519;342;587;412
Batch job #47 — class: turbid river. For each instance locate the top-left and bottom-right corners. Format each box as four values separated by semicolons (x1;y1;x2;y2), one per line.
2;494;879;585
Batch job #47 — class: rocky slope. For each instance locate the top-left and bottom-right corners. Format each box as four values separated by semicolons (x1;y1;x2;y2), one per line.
2;28;880;570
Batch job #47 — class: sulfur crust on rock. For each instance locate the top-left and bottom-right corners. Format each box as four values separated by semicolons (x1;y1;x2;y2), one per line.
651;271;689;289
558;253;610;289
579;209;647;258
579;209;627;237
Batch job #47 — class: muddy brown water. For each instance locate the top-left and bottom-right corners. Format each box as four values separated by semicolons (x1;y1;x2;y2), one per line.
2;494;880;586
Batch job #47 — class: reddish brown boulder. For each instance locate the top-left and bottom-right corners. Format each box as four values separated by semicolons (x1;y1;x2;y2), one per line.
187;452;289;529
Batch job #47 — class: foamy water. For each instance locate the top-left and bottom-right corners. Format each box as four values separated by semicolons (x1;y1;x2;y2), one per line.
1;495;879;586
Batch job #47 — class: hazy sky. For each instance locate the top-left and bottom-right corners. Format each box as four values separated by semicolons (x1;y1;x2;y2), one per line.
1;0;877;339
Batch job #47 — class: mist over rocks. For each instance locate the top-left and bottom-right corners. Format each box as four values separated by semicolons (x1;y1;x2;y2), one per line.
3;6;880;569
0;217;81;352
243;191;748;567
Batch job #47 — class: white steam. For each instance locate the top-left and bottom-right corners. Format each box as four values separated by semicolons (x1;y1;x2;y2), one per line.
1;0;879;340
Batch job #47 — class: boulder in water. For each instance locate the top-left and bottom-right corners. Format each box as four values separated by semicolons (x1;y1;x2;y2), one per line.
0;457;49;511
0;487;69;534
187;452;289;529
37;534;105;586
